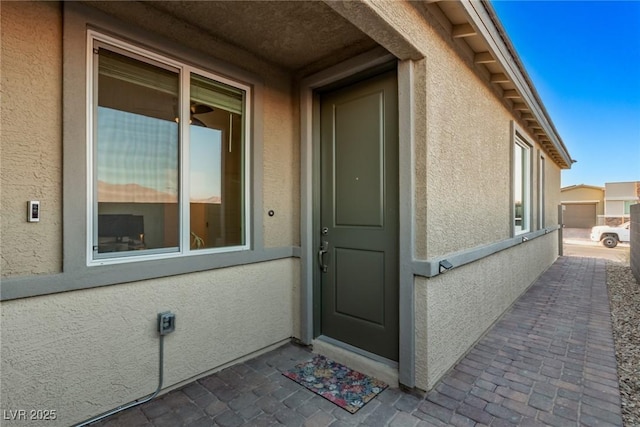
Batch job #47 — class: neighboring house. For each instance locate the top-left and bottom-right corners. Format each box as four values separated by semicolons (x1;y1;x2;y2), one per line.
1;2;573;425
603;181;640;225
560;184;605;228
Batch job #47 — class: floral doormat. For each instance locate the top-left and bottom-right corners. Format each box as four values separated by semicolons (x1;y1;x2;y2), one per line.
282;354;388;413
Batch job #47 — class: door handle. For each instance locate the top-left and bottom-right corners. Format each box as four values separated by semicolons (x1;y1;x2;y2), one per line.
318;241;328;273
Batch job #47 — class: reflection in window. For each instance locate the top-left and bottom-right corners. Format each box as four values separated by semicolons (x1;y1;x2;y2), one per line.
96;49;179;254
514;137;531;234
189;74;245;250
92;40;248;260
538;155;545;229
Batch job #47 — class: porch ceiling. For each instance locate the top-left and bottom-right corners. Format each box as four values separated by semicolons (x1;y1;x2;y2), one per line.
84;1;378;74
81;1;571;169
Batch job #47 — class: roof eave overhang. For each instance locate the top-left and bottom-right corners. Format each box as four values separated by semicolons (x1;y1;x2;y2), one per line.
460;0;573;169
312;0;574;168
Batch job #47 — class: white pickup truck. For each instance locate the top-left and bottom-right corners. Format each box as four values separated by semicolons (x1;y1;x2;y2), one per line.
590;221;631;248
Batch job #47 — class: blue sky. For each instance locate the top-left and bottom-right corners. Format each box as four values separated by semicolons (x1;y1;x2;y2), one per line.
190;126;222;200
491;0;640;188
98;108;222;201
98;107;178;195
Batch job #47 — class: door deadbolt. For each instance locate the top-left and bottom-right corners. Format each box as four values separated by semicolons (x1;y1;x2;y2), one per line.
321;227;329;235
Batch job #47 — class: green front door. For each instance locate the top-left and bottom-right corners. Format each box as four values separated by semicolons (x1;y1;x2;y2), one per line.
318;70;399;361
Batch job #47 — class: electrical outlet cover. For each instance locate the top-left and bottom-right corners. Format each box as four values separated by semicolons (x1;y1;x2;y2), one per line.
158;312;175;335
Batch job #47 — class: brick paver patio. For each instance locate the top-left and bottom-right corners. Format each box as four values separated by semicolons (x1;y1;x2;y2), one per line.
94;257;622;426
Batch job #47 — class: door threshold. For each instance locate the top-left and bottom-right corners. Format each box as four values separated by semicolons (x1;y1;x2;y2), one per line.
312;336;399;387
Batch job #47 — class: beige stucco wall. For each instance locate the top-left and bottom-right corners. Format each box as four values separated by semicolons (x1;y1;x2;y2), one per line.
0;1;299;279
262;80;299;248
606;200;626;216
415;233;558;390
1;258;298;426
605;181;637;199
561;186;605;216
1;1;63;276
545;162;563;225
349;1;564;260
2;0;572;417
306;0;566;392
417;15;511;258
1;3;301;426
605;182;640;216
561;186;604;203
405;4;563;390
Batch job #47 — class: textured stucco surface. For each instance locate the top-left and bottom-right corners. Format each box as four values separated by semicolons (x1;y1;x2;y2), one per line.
411;59;429;260
361;0;562;258
1;4;302;425
262;80;299;248
414;234;558;390
1;258;298;426
606;181;637;199
1;1;63;276
396;7;565;390
561;186;604;216
147;1;378;72
422;29;513;257
324;0;428;61
606;200;625;216
545;161;562;226
1;0;574;417
1;1;300;275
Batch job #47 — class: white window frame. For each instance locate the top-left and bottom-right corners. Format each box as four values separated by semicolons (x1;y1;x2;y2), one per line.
86;30;251;266
513;134;532;235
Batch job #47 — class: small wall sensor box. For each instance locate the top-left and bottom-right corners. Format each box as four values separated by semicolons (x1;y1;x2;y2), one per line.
27;201;40;222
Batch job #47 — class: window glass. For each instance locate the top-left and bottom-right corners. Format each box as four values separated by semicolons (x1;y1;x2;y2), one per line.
189;74;245;249
91;40;248;261
96;49;179;254
514;138;530;234
538;155;545;229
